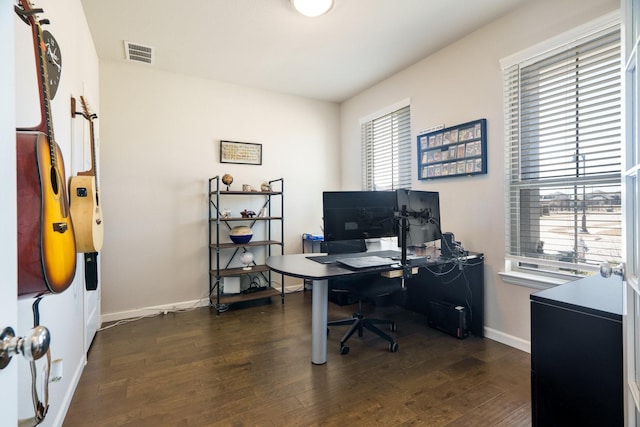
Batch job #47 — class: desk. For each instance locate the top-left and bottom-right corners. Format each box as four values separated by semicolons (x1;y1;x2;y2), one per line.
266;251;484;364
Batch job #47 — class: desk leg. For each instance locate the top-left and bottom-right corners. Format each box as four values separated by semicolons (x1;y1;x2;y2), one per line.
311;278;328;365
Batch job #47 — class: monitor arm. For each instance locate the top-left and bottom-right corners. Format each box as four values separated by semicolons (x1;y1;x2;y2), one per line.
397;205;416;280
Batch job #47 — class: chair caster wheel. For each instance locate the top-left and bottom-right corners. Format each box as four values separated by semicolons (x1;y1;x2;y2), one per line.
389;322;397;332
389;342;398;352
340;345;350;355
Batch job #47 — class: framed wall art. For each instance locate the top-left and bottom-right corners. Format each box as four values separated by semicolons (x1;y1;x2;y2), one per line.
220;140;262;165
417;118;487;180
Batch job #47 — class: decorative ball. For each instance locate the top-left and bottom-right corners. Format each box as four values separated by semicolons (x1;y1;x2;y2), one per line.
229;226;253;244
222;174;233;187
240;251;254;269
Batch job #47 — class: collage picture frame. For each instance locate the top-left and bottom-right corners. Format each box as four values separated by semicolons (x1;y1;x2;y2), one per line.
417;118;487;180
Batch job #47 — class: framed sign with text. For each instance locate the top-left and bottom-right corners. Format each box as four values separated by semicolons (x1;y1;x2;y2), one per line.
417;118;487;180
220;140;262;165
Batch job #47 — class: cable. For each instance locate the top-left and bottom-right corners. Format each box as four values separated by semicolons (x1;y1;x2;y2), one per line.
99;287;214;331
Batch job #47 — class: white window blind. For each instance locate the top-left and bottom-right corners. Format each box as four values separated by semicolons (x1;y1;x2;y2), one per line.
361;105;411;191
503;24;621;276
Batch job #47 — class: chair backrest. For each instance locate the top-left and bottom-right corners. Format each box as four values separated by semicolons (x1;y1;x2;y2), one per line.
321;239;367;255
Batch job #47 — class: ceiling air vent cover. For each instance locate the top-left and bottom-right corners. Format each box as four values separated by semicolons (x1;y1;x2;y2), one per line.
124;41;154;64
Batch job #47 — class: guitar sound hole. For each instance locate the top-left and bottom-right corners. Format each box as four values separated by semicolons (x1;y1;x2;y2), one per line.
50;167;59;195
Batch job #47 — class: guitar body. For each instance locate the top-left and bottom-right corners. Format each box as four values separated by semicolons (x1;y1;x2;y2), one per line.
17;131;76;295
69;174;104;252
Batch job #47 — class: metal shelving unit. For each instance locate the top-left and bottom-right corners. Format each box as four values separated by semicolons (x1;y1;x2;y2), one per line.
208;176;284;312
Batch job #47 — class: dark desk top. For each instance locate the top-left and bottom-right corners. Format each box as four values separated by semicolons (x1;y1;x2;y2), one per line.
531;274;623;321
266;251;484;281
265;252;400;280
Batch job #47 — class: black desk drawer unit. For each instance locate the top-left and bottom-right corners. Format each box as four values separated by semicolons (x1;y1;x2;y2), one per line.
404;253;484;338
530;275;623;426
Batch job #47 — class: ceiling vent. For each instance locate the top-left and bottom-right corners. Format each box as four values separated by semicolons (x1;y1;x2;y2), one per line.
124;41;154;64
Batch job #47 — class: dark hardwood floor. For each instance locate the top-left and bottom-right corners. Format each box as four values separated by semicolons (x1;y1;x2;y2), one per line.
63;291;532;426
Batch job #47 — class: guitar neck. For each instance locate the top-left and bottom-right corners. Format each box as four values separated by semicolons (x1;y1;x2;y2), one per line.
77;96;100;191
76;120;96;176
19;0;59;168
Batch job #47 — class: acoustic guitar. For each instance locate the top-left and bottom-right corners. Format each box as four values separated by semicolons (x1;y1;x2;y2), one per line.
70;96;104;253
15;0;77;295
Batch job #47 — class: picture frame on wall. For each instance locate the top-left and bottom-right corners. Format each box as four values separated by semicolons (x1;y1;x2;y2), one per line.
220;140;262;165
416;118;487;180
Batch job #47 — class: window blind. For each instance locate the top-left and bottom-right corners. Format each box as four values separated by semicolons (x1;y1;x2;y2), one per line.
361;105;412;191
504;25;621;274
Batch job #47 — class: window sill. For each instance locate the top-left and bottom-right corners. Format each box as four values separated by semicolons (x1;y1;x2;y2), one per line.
498;271;572;290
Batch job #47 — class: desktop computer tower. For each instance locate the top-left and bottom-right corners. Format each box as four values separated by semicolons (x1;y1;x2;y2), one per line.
428;299;469;339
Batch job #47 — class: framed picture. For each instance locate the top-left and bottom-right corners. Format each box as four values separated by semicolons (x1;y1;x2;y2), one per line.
220;140;262;165
416;118;487;180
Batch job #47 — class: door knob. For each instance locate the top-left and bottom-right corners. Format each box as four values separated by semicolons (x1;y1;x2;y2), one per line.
600;261;625;279
0;325;50;370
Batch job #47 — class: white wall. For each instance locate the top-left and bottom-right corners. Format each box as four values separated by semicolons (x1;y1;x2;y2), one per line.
13;0;99;425
340;0;619;349
98;62;340;319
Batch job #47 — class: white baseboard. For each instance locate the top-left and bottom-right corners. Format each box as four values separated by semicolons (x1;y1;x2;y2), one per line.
484;326;531;353
101;298;209;324
285;284;305;293
53;354;87;427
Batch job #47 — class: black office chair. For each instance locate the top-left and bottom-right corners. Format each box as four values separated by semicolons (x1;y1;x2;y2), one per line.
323;240;402;354
328;278;401;354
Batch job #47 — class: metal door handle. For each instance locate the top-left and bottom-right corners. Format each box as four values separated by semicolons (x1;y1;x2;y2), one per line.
0;325;50;370
600;261;625;279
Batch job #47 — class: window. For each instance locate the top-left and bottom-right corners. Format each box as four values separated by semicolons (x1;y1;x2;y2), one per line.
502;18;621;280
361;104;411;191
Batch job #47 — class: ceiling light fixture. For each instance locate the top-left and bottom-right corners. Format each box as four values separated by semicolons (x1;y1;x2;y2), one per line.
290;0;334;17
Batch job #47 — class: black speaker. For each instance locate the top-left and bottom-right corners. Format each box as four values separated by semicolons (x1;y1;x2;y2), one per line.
84;252;99;291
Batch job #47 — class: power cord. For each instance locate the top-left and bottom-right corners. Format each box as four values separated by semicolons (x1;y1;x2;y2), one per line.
99;287;214;331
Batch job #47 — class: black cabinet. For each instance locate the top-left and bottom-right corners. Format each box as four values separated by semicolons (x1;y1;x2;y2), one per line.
530;275;623;426
404;253;484;337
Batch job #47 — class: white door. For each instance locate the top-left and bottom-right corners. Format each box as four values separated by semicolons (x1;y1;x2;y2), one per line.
0;0;19;421
622;0;640;424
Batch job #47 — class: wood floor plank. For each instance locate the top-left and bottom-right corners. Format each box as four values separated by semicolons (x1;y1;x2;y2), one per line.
63;291;531;426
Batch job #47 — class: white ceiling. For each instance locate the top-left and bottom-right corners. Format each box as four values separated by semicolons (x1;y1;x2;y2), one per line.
80;0;528;103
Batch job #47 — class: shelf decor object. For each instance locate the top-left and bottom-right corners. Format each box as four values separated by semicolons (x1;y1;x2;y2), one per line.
229;226;253;244
221;173;233;190
220;140;262;165
417;118;487;180
240;251;254;270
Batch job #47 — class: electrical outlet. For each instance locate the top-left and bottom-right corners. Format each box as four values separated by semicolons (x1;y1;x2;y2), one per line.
50;358;63;382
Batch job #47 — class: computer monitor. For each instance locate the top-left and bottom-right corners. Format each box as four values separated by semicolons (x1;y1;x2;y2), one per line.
322;191;397;242
396;189;442;248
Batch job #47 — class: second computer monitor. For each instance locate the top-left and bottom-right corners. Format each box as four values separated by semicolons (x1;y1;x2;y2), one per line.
396;189;442;248
322;191;397;242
